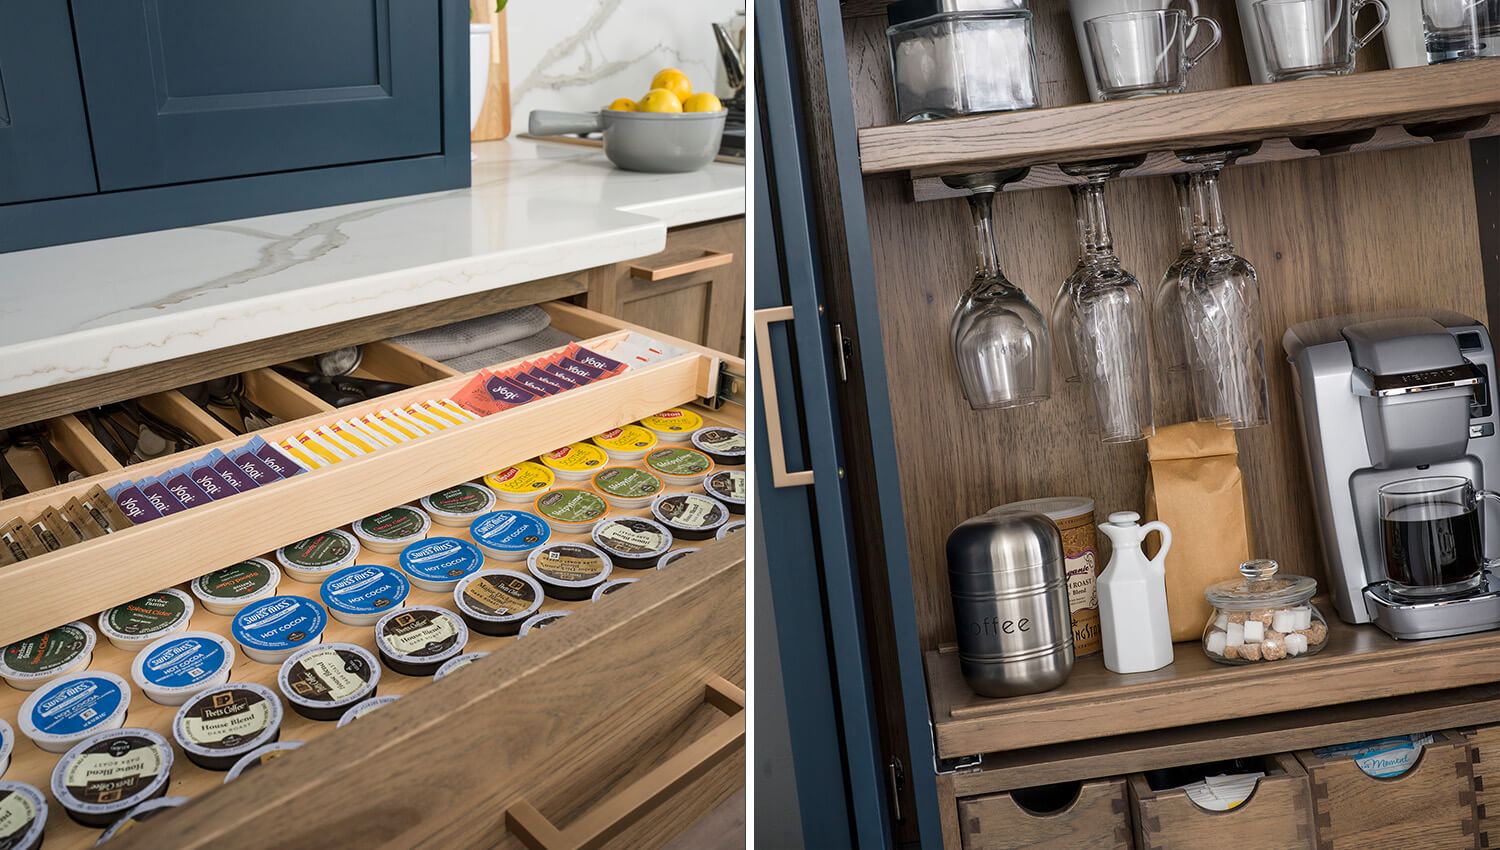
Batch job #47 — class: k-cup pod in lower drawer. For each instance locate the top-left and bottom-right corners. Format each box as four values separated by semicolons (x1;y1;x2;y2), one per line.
373;607;468;677
96;796;189;843
277;529;361;584
223;741;303;784
0;621;96;691
0;781;46;850
190;558;282;616
277;642;380;721
172;682;283;770
528;543;612;601
419;483;496;527
50;727;173;827
232;596;327;665
19;672;131;754
319;564;410;627
453;570;544;636
98;588;194;652
130;630;236;705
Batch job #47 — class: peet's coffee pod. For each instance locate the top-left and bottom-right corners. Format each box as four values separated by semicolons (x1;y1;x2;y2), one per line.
592;578;639;601
651;493;728;541
527;543;612;601
172;682;282;771
277;643;379;722
590;517;673;570
0;718;11;778
703;470;746;515
223;741;303;784
453;570;544;637
539;443;609;481
691;426;746;467
639;409;703;443
469;511;549;562
19;672;131;754
658;548;700;569
276;529;360;584
518;610;571;637
420;483;497;527
718;520;746;540
231;596;327;665
590;466;665;510
96;796;189;843
191;558;282;616
50;727;172;827
99;589;194;652
534;489;609;535
0;621;96;691
645;447;715;486
0;781;46;850
400;537;486;592
374;606;469;677
433;651;490;682
130;631;235;706
591;425;658;461
335;694;402;728
484;461;556;504
319;564;409;627
352;506;432;555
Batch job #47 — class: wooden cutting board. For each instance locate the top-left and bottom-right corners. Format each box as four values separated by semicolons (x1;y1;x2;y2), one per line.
470;2;511;141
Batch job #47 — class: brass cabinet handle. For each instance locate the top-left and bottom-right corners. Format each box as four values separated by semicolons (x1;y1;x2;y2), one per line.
629;249;734;281
754;307;814;488
506;677;746;850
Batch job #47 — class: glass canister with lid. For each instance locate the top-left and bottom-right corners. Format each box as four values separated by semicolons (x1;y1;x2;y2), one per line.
886;1;1041;123
1202;559;1328;664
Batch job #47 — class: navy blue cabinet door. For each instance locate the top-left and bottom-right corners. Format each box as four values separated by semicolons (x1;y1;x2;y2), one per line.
0;3;99;204
71;0;443;190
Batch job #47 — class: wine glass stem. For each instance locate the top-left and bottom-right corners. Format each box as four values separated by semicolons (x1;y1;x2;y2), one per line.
1072;179;1115;259
967;190;1002;281
1195;166;1234;254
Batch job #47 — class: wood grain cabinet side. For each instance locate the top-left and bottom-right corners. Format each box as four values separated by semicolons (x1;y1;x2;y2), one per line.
584;217;746;357
957;778;1133;850
1463;724;1500;848
1129;753;1316;850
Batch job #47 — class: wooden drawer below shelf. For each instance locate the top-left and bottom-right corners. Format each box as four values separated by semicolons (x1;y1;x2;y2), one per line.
1129;753;1315;850
958;778;1131;850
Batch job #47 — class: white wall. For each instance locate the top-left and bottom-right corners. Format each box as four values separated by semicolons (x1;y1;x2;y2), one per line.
505;0;744;117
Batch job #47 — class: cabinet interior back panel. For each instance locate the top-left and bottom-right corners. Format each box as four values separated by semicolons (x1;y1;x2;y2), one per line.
846;15;1487;649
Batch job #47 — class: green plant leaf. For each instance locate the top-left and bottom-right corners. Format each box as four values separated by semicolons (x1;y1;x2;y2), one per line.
496;0;507;11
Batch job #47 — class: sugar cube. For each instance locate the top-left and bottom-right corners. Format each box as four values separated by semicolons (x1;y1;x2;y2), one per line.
1214;612;1229;630
1226;622;1244;647
1294;607;1312;630
1272;609;1298;633
1285;633;1308;656
1206;630;1227;655
1243;620;1265;642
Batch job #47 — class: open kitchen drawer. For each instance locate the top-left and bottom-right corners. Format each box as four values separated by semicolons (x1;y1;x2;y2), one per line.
0;300;747;850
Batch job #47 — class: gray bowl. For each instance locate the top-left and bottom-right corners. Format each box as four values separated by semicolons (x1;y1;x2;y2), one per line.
528;109;727;173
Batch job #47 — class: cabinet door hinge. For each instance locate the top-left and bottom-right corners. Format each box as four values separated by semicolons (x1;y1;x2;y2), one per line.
887;757;907;825
832;322;852;383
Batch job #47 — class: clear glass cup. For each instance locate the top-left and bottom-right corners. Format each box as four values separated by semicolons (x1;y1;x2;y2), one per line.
1254;0;1390;79
1084;9;1223;99
948;172;1052;411
887;10;1041;123
1052;160;1154;442
1422;0;1500;61
1153;173;1221;422
1378;476;1499;599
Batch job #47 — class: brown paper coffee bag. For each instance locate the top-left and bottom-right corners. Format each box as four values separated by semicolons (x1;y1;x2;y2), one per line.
1144;421;1254;641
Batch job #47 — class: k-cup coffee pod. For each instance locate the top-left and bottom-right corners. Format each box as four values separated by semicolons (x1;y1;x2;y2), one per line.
191;558;282;616
131;631;236;706
420;483;497;527
277;643;380;721
645;447;715;486
223;741;303;784
527;543;612;601
99;589;194;651
690;426;746;467
319;564;410;627
95;796;189;843
276;529;360;583
518;610;571;636
592;578;639;601
335;694;402;728
703;470;746;515
0;621;96;691
534;489;609;535
718;520;746;540
433;652;490;682
539;443;609;481
484;462;556;503
171;682;282;771
590;517;673;570
374;607;469;677
469;511;550;562
639;409;703;443
590;466;665;510
0;718;11;779
0;781;46;850
352;506;432;555
19;672;131;753
657;548;700;569
50;727;173;827
453;570;544;636
591;425;659;461
231;596;327;665
651;493;729;541
400;537;486;592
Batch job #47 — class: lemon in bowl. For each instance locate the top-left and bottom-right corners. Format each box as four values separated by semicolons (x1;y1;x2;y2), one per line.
606;97;637;112
649;68;693;103
636;88;683;114
683;92;724;113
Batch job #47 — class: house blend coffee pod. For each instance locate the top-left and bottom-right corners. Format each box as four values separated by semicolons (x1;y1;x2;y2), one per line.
172;682;283;770
433;652;490;681
704;470;746;515
277;643;380;721
49;727;173;827
0;781;46;850
374;607;469;677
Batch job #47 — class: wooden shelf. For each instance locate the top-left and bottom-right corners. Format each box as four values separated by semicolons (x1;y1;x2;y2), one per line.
926;616;1500;760
858;62;1500;178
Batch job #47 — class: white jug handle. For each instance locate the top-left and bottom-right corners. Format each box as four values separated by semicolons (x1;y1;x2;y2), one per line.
1143;521;1173;575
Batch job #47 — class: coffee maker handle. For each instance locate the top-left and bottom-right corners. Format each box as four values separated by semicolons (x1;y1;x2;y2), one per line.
1142;521;1173;577
1481;490;1500;568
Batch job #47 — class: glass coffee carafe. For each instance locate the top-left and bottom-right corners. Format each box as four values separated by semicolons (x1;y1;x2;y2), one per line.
1379;475;1500;599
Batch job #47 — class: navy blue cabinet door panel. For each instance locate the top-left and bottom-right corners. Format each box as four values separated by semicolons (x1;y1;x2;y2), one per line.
0;3;99;204
71;0;443;190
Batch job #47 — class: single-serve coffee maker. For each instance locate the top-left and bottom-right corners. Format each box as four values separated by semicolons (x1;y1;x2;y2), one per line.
1284;310;1500;639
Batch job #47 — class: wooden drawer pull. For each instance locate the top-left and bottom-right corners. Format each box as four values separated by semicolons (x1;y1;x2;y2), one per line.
506;677;746;850
754;307;814;488
629;249;734;281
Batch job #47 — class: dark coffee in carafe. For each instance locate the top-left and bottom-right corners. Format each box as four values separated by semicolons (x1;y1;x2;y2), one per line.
1382;501;1484;591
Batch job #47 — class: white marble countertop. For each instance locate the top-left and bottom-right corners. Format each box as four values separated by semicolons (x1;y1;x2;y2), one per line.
0;137;744;399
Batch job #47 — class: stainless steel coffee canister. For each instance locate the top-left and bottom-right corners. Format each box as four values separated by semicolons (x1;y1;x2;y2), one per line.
946;509;1074;697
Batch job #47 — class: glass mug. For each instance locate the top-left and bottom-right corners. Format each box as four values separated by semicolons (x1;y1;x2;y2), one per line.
1070;0;1200;101
1254;0;1390;80
1085;10;1223;99
1378;476;1499;599
1422;0;1500;62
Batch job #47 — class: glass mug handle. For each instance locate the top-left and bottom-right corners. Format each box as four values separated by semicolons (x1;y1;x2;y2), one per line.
1169;0;1201;15
1480;489;1500;569
1352;0;1391;52
1184;15;1224;69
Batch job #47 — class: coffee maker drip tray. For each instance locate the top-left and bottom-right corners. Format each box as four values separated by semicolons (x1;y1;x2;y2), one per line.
1364;571;1500;639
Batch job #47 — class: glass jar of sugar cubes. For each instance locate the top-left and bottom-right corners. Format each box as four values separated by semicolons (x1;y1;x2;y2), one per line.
1201;559;1328;665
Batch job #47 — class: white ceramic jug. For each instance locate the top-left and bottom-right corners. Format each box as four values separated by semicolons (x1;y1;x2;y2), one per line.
1097;511;1175;674
1070;0;1201;100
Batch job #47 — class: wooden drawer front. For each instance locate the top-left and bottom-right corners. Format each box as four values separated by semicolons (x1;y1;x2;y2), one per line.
1297;731;1478;850
586;218;746;356
1130;753;1315;850
105;545;745;850
1465;725;1500;847
958;778;1132;850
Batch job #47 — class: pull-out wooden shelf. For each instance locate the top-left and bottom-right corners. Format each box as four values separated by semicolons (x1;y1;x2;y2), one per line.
857;62;1500;179
927;614;1500;760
